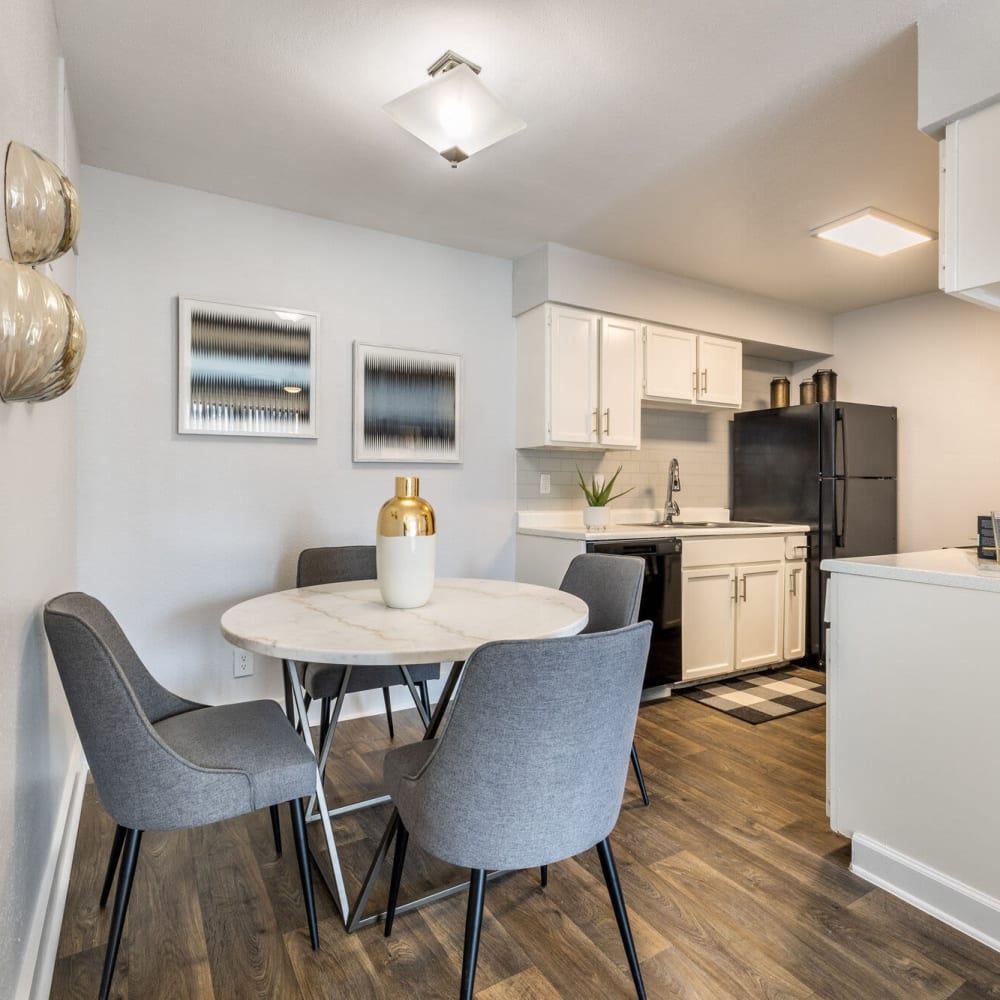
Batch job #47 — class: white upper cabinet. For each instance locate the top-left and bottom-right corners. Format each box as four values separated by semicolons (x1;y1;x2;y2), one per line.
598;315;642;447
940;102;1000;311
516;304;640;450
643;324;742;409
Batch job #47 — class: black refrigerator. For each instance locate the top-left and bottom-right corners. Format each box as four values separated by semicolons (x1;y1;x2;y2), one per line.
732;401;897;666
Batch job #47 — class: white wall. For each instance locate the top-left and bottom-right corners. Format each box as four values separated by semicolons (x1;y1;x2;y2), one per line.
798;290;1000;553
514;243;834;359
0;2;82;996
76;168;515;713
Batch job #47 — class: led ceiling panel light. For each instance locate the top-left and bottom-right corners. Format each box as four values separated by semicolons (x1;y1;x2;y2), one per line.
811;208;936;257
383;51;526;167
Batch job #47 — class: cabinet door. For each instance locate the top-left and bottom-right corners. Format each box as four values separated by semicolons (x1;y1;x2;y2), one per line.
643;324;697;403
599;317;641;448
698;335;742;407
735;561;784;671
681;566;736;680
548;306;599;446
783;560;806;660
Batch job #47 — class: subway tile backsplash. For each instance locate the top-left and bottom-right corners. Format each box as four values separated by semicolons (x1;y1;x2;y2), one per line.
516;356;791;511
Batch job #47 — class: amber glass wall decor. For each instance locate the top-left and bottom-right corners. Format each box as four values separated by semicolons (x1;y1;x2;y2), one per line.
0;140;84;403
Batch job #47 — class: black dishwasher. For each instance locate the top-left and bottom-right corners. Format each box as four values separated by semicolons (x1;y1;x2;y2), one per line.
586;537;682;688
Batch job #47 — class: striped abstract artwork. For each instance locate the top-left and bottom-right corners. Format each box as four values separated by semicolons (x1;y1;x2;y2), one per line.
179;300;317;437
354;344;461;462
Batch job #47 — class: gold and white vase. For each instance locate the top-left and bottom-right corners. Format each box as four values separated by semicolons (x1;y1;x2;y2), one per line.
376;476;436;608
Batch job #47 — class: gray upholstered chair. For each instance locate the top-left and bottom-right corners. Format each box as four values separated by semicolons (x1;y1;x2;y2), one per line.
382;621;653;1000
560;552;650;806
292;545;440;744
44;593;320;1000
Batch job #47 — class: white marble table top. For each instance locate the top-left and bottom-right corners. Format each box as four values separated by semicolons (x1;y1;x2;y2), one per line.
221;578;590;665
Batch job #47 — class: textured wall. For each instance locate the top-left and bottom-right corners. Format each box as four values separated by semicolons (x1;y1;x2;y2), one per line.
76;167;515;716
0;1;81;995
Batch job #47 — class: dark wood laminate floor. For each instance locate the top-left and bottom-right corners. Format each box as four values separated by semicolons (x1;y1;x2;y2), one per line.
51;677;1000;999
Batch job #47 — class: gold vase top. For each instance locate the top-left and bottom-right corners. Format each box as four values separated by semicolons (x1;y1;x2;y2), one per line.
378;476;436;537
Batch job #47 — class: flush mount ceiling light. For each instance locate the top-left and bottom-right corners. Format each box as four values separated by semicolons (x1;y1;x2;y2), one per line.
383;50;526;167
811;208;937;257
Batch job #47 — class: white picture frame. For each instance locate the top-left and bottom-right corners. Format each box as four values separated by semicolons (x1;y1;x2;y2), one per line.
353;342;462;463
178;298;318;438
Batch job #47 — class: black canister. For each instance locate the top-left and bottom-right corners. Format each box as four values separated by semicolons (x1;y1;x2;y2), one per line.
814;369;837;402
770;377;790;408
799;379;817;404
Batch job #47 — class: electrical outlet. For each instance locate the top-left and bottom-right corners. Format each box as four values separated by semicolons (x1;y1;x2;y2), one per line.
540;474;551;494
233;648;254;678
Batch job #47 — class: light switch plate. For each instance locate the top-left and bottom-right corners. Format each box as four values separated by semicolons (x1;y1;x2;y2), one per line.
540;474;551;494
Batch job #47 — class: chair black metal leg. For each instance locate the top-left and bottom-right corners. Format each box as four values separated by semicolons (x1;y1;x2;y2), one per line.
269;805;282;857
99;827;142;1000
99;824;127;909
460;869;487;1000
539;864;548;887
318;697;331;753
382;687;395;739
384;822;410;937
630;742;650;807
596;838;646;1000
289;798;319;950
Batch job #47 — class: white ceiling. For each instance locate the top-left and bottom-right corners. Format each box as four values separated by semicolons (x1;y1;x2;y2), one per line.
53;0;951;314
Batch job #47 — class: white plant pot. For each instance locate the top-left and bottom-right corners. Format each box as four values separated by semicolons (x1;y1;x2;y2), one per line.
583;506;610;530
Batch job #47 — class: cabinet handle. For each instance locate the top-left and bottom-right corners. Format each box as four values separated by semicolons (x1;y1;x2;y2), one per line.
731;577;738;602
592;409;599;435
702;369;708;394
790;571;797;597
692;370;698;394
740;575;747;602
604;408;610;435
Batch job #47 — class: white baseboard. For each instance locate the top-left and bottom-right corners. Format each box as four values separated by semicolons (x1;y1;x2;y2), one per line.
851;833;1000;953
15;740;86;1000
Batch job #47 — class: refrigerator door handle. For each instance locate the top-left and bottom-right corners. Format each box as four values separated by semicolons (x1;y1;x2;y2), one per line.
836;406;846;477
835;478;847;549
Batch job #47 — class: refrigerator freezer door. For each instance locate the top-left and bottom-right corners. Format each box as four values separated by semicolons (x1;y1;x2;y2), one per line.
820;402;898;479
733;406;822;526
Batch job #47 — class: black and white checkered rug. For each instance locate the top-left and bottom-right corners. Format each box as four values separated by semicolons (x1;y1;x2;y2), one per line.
678;670;826;724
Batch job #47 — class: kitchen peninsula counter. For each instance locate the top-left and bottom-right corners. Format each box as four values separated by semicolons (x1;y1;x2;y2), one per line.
823;548;1000;952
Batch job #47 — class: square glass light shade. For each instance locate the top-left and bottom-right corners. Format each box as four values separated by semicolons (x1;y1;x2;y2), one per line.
4;141;80;265
383;63;526;163
811;208;935;257
0;260;86;402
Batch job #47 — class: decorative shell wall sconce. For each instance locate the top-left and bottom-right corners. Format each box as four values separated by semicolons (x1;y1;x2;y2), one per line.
1;141;85;402
0;260;86;401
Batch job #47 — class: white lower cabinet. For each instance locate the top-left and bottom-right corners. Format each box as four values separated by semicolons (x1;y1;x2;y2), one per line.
783;560;807;660
681;536;790;682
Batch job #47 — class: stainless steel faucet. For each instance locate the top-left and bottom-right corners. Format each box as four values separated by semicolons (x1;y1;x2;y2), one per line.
663;458;681;523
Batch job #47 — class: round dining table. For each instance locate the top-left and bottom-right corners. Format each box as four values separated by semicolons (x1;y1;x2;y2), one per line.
221;577;588;929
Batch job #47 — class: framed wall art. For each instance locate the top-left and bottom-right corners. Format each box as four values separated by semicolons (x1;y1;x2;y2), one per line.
178;298;318;438
353;342;462;463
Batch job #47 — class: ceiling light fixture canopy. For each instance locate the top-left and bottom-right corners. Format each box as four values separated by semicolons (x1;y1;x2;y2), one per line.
811;207;936;257
383;50;526;167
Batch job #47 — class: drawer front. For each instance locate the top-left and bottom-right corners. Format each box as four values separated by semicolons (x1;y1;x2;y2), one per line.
682;535;785;568
785;533;809;560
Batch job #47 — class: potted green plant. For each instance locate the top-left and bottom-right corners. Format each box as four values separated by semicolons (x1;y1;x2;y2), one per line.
577;465;633;530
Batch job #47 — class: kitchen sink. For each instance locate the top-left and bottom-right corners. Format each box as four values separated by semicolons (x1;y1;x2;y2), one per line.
619;520;766;529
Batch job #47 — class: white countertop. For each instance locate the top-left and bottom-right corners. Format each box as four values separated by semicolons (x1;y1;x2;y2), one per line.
517;507;810;542
822;548;1000;593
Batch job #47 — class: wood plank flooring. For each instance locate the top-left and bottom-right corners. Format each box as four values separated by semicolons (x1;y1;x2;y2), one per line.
50;675;1000;998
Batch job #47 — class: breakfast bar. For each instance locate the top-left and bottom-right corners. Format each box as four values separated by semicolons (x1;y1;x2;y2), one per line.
824;548;1000;950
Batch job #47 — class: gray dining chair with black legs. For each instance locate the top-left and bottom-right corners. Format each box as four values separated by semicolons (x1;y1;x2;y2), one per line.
560;552;650;805
290;545;439;744
382;622;653;1000
44;593;321;1000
